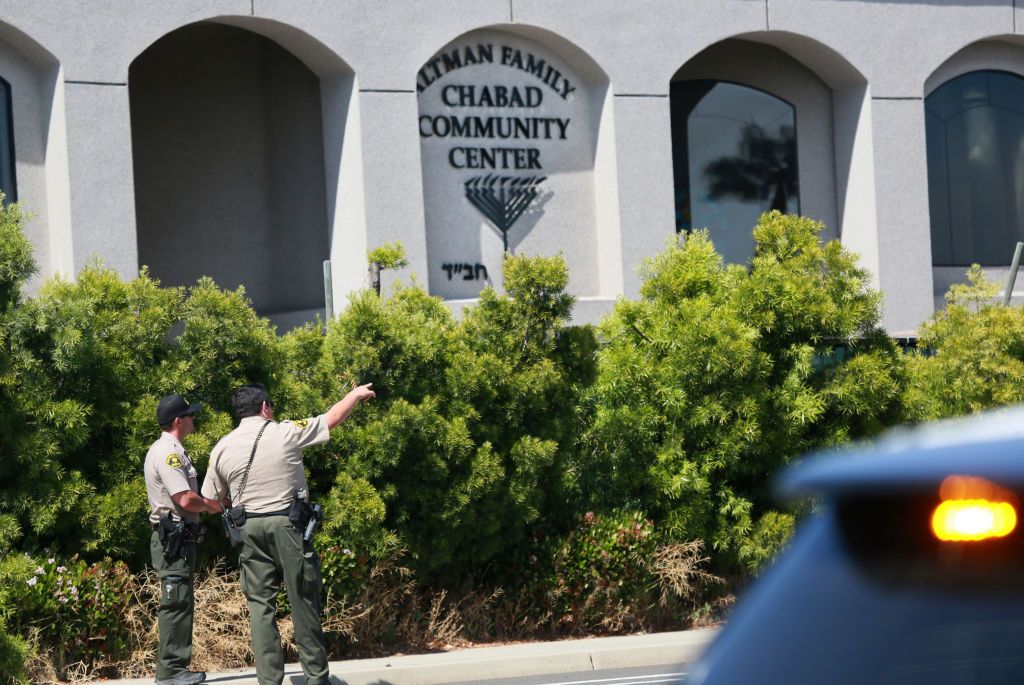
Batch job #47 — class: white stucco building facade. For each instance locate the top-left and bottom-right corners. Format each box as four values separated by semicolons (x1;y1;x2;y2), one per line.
2;0;1023;334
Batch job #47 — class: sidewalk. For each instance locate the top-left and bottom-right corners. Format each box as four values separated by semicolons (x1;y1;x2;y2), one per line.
107;628;718;685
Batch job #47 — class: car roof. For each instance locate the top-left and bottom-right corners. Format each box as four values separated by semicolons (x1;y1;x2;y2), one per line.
778;405;1024;501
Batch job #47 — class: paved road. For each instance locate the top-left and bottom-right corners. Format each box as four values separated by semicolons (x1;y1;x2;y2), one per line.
450;665;687;685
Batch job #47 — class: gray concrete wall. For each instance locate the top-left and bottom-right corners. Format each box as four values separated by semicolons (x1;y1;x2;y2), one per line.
3;1;1024;333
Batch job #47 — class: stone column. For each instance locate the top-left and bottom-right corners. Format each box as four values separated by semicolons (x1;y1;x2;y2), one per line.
611;93;675;297
356;90;429;294
63;81;138;280
871;97;935;333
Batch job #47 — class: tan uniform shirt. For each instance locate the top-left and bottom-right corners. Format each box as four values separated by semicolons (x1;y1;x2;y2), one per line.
201;415;330;513
144;433;201;525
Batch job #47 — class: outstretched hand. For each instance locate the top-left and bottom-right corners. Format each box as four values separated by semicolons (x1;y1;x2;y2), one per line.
327;382;377;429
350;382;376;403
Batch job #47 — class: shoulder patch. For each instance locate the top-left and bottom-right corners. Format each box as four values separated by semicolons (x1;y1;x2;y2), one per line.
165;453;183;469
293;419;310;429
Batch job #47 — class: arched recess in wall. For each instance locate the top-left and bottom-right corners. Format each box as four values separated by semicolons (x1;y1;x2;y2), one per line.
128;18;360;330
0;22;72;292
670;33;875;276
924;37;1024;301
415;25;621;302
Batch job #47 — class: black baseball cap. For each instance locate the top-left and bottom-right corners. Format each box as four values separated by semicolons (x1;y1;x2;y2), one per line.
157;394;202;426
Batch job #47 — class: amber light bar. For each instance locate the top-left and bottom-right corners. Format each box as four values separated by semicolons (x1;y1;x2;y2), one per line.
931;476;1018;542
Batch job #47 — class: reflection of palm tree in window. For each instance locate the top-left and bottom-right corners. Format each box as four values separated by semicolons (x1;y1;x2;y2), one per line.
703;123;797;213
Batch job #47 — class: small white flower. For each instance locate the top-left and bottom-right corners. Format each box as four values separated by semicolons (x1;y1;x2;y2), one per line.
26;577;37;587
34;567;43;575
58;596;68;604
56;566;66;573
47;558;55;564
342;548;351;555
69;586;78;596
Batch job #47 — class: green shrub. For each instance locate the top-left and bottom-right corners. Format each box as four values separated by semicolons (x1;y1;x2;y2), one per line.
0;554;32;684
320;254;595;584
905;265;1024;420
0;624;29;685
548;510;657;630
581;212;905;572
5;555;133;675
0;255;312;564
319;544;369;604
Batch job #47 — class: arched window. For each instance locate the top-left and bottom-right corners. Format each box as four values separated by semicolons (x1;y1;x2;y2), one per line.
670;80;799;265
926;70;1024;266
0;76;16;204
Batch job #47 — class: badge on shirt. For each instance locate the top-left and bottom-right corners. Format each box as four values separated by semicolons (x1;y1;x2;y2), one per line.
293;419;309;428
166;453;183;468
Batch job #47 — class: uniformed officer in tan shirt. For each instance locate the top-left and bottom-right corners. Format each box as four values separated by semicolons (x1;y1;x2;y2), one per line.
144;394;223;685
201;381;374;685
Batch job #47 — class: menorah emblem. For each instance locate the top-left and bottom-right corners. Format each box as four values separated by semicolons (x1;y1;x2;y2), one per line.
464;174;547;252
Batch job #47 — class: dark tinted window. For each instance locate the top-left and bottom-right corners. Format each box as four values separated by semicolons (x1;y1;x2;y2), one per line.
670;80;798;264
0;77;16;204
926;70;1024;266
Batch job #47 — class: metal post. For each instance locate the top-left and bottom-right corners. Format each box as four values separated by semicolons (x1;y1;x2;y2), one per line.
323;260;334;322
1004;242;1024;306
369;262;381;296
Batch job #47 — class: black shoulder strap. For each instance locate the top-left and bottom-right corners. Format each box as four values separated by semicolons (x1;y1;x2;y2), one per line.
233;420;271;503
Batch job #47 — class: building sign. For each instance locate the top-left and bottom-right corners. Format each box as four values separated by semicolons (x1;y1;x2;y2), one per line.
418;30;600;299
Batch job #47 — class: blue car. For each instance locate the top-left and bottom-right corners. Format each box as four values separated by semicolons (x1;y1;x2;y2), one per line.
687;408;1024;684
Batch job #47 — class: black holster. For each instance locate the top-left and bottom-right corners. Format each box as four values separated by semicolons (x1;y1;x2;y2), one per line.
222;506;245;548
288;493;312;531
159;514;186;560
228;505;247;527
288;492;322;543
185;520;204;540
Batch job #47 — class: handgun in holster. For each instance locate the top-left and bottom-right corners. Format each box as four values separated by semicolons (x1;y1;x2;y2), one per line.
158;513;186;559
288;490;323;543
303;504;323;543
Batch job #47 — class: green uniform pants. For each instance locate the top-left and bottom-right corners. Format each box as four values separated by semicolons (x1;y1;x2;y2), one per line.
149;531;197;680
238;515;328;685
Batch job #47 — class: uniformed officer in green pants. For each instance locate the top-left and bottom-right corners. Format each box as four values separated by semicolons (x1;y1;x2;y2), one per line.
202;382;374;685
144;394;224;685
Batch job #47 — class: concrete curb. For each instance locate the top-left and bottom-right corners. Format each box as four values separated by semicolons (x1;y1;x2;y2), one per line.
110;628;718;685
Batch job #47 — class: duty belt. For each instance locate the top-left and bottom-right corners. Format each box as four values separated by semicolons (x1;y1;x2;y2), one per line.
151;521;202;540
245;507;291;518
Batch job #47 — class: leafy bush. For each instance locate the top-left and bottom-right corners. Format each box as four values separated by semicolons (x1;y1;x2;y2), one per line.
905;265;1024;420
0;259;299;565
0;554;33;685
6;555;134;676
580;212;905;572
0;625;29;685
319;544;369;604
548;510;657;631
367;242;409;272
321;254;595;583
